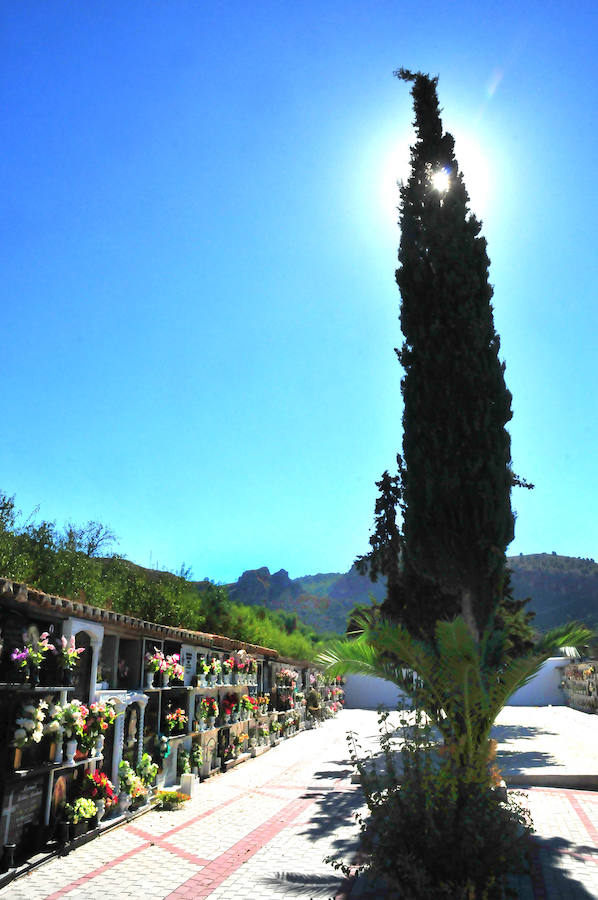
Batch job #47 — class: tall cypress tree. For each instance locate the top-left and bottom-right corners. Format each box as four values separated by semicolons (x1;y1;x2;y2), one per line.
395;69;514;640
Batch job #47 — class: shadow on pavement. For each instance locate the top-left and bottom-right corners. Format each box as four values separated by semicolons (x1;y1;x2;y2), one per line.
497;748;560;773
530;834;598;899
261;871;342;897
492;723;558;741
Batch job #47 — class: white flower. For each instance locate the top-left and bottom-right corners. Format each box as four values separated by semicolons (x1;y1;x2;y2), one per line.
32;730;43;743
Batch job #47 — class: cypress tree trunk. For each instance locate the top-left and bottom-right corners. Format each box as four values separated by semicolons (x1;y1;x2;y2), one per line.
395;70;514;638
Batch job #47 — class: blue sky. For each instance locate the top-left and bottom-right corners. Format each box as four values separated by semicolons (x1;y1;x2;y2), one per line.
2;1;597;584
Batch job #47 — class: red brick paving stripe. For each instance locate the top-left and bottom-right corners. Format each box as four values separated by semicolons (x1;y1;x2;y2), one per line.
44;840;152;899
566;793;598;847
126;824;211;867
165;793;317;899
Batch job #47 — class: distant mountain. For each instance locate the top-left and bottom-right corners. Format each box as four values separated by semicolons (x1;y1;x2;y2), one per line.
227;554;598;635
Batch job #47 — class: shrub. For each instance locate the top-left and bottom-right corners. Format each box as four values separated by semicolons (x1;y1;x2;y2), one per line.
336;710;532;899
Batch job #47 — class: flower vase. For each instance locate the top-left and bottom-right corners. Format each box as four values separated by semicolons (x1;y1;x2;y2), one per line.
223;673;231;685
224;714;231;725
95;799;106;823
199;675;206;687
231;712;239;724
65;738;77;766
29;667;40;687
145;671;155;689
117;791;131;814
162;673;170;688
231;672;238;685
94;734;105;758
62;668;73;687
207;716;216;729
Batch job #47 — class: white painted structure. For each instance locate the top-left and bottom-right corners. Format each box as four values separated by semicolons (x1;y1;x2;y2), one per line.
344;657;568;710
507;657;567;706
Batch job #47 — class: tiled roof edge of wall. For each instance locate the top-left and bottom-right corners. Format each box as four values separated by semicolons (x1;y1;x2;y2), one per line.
0;577;279;659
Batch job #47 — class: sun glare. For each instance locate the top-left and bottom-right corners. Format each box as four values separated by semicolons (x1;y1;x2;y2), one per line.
379;128;493;223
432;168;450;193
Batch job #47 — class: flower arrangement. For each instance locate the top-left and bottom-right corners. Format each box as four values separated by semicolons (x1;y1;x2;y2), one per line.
54;635;85;670
276;668;298;688
119;760;147;801
222;693;238;717
247;657;257;675
165;654;184;681
155;790;189;810
177;749;191;775
80;700;118;750
83;770;117;807
234;732;249;751
190;743;203;769
11;632;53;671
165;707;188;733
137;752;159;785
258;724;269;740
223;743;236;761
221;657;234;675
13;699;48;748
200;696;219;720
233;657;247;673
257;693;270;712
60;700;89;739
145;648;166;674
63;797;97;824
197;657;210;676
44;701;64;740
241;694;258;717
269;720;281;734
207;658;222;679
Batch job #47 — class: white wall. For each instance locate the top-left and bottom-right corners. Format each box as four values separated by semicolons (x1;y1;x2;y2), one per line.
344;658;568;710
507;657;567;706
344;674;409;710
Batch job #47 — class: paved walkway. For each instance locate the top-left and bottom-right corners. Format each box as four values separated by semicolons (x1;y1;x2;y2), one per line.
1;711;371;900
3;707;598;899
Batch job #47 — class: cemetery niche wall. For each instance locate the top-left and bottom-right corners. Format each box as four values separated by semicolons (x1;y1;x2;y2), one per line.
0;577;331;884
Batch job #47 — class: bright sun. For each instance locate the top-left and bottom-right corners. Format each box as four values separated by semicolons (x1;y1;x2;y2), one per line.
431;168;450;193
379;128;492;222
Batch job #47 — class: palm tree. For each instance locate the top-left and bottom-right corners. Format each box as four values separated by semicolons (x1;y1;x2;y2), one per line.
316;616;592;782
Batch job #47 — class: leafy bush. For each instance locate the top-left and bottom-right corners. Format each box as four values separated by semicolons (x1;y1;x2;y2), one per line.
338;710;532;900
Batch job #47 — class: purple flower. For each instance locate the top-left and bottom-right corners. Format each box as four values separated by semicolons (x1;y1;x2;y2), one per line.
11;648;29;663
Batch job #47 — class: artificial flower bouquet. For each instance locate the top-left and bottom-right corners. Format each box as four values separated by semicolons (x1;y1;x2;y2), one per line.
137;752;159;785
276;668;298;688
81;699;118;750
119;760;147;802
269;719;281;734
221;693;238;718
190;743;203;770
200;696;219;721
221;657;234;675
11;632;53;672
83;770;117;807
165;707;188;734
145;648;166;674
63;796;97;825
165;653;184;681
207;658;221;680
177;749;191;775
54;635;85;670
257;693;270;713
258;724;269;742
60;699;89;740
13;698;48;748
241;694;258;717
